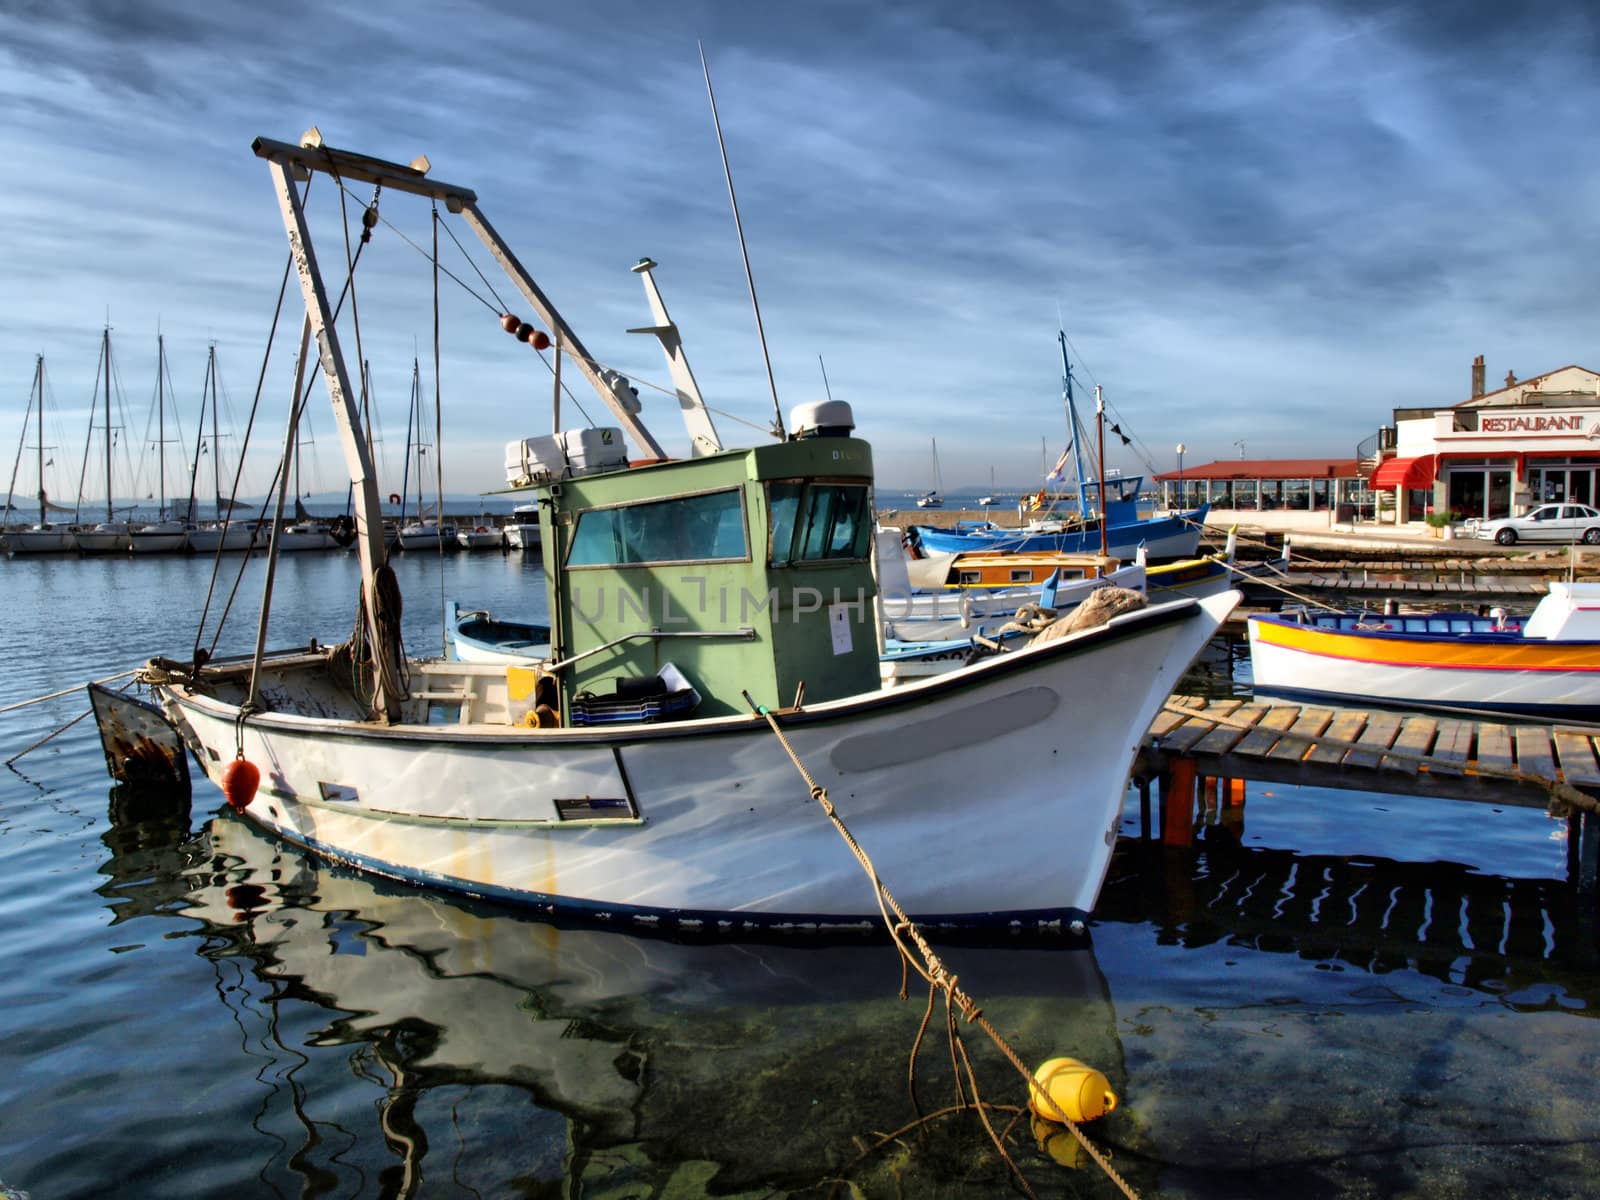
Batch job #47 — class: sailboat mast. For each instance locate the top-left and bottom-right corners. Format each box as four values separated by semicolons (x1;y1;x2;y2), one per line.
184;346;206;523
209;347;222;518
412;360;424;519
32;356;45;527
1056;331;1092;523
102;328;113;522
156;333;167;516
5;359;36;525
1095;385;1108;559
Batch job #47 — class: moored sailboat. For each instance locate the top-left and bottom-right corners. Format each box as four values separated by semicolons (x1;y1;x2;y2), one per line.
93;133;1236;932
5;355;78;554
74;327;132;554
129;333;192;554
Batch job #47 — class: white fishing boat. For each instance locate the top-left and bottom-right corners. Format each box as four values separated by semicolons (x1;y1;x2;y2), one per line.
92;133;1236;933
5;355;78;555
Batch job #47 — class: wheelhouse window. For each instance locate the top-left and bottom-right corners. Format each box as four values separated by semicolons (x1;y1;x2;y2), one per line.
567;488;748;566
767;481;872;565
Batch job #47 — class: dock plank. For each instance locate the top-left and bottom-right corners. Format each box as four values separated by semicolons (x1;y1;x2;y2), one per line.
1192;704;1269;757
1381;717;1437;773
1147;707;1193;740
1427;719;1473;776
1553;730;1600;790
1514;727;1557;783
1476;724;1515;776
1308;709;1370;765
1345;711;1404;769
1161;700;1243;756
1266;707;1335;763
1231;705;1302;758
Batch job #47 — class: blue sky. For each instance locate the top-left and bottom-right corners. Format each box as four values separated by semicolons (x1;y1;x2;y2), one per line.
3;0;1598;506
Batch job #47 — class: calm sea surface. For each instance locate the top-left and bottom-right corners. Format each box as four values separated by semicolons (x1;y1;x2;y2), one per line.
1;551;1596;1199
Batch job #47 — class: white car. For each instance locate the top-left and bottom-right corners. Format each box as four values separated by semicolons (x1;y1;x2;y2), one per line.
1476;503;1600;546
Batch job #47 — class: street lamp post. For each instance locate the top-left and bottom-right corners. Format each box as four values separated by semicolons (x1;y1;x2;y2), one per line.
1176;443;1186;508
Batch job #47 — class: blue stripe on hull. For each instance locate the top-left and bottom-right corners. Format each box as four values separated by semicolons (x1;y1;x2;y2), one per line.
248;816;1093;936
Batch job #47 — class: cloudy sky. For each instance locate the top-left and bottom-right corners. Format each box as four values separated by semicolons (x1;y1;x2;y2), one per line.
3;0;1597;505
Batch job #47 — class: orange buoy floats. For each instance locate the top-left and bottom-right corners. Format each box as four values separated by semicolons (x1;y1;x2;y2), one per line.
1029;1057;1117;1124
221;757;260;812
501;313;552;350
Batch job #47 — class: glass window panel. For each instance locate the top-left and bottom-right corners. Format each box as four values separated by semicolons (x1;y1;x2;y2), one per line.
568;489;746;566
767;481;803;564
769;482;872;564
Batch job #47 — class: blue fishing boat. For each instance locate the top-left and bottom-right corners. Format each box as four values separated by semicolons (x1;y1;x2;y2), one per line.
908;332;1208;559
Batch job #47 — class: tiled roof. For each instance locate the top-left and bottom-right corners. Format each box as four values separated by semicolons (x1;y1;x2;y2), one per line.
1152;458;1361;482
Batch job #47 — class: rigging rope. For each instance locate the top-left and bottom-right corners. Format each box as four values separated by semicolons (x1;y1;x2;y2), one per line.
744;693;1140;1200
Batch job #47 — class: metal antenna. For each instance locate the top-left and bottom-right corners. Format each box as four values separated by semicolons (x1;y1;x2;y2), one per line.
700;42;785;440
818;354;834;402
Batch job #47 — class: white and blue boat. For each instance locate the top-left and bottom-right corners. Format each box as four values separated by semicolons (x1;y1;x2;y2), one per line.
908;332;1208;559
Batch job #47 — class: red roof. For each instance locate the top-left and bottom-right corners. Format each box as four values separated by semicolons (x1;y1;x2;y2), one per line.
1151;458;1360;482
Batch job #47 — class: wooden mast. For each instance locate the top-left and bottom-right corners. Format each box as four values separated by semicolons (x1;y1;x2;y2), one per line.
265;157;403;721
251;134;668;460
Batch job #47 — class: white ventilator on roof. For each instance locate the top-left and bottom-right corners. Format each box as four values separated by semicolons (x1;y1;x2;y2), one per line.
789;400;855;439
627;258;722;458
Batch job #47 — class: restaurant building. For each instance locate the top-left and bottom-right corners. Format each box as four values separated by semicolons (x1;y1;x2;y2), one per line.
1369;358;1600;524
1153;458;1368;521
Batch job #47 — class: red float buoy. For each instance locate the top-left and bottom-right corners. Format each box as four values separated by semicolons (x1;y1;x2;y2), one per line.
222;757;260;812
500;312;521;334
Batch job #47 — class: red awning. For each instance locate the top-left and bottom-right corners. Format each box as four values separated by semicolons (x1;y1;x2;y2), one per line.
1369;454;1436;489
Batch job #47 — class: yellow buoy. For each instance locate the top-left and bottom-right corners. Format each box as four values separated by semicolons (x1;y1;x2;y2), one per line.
1029;1056;1117;1124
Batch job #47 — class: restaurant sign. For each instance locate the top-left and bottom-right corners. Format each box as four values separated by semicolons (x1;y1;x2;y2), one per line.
1478;412;1600;435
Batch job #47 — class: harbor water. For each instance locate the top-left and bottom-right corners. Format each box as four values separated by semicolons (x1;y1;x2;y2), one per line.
2;551;1597;1198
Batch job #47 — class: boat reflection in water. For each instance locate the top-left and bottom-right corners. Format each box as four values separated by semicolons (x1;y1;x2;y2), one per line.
99;796;1126;1197
91;783;1600;1198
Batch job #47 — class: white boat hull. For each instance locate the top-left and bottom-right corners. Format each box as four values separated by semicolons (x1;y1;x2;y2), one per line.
129;530;190;554
1248;620;1600;718
275;529;333;551
7;527;77;554
506;522;541;550
187;524;260;553
76;525;130;554
156;592;1235;930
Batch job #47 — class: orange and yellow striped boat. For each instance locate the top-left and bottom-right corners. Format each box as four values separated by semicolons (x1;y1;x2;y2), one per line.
1247;582;1600;719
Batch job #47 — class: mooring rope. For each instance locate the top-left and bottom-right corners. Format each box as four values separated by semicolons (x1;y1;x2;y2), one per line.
742;691;1139;1200
0;669;137;715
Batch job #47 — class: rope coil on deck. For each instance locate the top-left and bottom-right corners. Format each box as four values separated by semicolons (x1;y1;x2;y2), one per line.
743;691;1139;1200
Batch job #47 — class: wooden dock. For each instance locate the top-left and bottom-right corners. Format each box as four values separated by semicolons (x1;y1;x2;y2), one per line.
1135;697;1600;894
1137;697;1600;809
